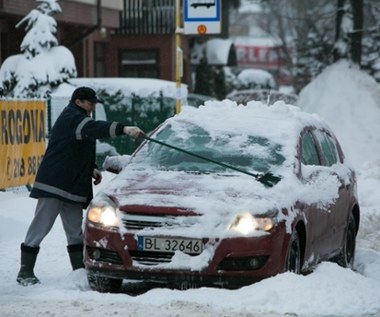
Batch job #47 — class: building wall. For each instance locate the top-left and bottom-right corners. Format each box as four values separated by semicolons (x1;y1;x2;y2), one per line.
59;1;120;28
69;0;122;11
107;33;191;85
0;0;35;15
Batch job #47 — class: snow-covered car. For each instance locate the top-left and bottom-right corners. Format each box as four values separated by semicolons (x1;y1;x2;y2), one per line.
227;89;298;106
84;101;360;293
235;68;277;90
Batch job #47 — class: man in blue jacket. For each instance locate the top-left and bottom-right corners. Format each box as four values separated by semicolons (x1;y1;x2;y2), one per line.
16;87;144;286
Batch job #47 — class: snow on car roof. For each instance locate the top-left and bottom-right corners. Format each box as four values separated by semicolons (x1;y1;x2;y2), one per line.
151;99;341;185
166;99;329;159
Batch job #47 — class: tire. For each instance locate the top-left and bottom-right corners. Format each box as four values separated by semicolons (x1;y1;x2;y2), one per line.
87;271;122;293
285;230;301;274
334;213;356;268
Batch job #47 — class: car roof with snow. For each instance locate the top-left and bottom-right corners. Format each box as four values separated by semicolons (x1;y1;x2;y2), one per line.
165;100;332;159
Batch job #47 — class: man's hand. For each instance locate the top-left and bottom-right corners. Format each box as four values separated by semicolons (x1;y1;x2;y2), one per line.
123;126;144;138
92;168;102;185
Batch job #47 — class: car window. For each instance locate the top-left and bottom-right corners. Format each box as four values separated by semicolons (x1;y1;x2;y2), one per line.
132;122;285;174
314;130;338;166
227;90;298;106
301;131;320;166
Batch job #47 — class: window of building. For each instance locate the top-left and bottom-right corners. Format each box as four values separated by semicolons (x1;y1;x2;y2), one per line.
94;42;106;77
119;49;159;78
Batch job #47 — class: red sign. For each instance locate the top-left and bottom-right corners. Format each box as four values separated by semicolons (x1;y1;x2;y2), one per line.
235;45;287;70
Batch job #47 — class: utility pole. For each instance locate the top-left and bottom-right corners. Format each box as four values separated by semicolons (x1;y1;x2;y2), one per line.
175;0;183;114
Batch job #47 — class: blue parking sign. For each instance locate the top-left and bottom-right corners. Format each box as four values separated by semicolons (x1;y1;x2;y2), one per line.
184;0;221;34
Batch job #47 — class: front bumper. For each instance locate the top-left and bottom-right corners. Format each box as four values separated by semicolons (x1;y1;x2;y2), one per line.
84;222;289;289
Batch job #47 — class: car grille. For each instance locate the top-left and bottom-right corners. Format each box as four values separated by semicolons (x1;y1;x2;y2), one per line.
121;213;195;230
121;214;200;266
130;250;174;265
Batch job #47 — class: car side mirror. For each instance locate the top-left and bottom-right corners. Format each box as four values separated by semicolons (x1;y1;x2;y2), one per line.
301;163;321;180
102;155;131;174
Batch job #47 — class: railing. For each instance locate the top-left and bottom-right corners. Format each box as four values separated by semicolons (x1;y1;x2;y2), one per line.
118;0;175;34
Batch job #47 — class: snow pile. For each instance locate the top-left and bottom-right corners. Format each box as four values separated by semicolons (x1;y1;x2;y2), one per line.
299;60;380;170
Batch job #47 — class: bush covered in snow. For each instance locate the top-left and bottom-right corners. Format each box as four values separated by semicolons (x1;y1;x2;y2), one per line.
0;0;77;98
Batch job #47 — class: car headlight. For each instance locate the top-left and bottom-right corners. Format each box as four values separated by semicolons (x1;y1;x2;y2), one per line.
87;194;120;228
228;211;277;235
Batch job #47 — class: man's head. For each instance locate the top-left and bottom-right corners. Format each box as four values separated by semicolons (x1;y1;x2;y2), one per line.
71;87;103;115
71;87;103;104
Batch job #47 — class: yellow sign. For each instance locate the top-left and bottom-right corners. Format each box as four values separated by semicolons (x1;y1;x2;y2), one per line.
0;100;46;189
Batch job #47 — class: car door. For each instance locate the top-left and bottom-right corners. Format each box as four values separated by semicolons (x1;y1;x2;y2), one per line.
299;129;334;260
313;129;350;253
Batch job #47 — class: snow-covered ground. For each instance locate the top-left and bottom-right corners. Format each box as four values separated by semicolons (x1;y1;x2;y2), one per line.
1;61;380;317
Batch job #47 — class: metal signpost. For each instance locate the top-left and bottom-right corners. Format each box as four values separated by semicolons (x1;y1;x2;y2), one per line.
175;0;222;114
175;0;183;114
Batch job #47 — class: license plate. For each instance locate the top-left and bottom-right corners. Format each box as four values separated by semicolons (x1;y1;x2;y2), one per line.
137;236;203;255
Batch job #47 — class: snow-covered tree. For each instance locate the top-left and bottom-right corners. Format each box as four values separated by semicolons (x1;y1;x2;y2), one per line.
0;0;77;98
361;1;380;82
254;0;336;92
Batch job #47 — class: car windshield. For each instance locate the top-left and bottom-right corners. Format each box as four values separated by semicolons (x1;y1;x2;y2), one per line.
227;90;298;106
132;121;285;175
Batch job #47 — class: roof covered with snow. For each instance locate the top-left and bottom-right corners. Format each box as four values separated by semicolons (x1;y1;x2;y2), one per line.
191;38;235;66
51;77;188;100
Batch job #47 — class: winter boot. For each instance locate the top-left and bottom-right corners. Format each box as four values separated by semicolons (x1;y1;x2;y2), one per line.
67;243;85;270
16;243;40;286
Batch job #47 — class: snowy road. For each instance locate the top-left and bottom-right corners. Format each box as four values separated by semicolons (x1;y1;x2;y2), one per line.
1;167;380;317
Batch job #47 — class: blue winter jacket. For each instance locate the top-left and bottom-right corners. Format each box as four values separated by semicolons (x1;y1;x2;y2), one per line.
30;102;125;208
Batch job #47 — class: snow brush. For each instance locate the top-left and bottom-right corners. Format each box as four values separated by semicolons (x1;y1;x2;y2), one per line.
139;134;280;187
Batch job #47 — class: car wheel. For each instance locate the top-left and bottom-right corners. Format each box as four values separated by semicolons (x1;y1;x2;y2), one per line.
334;213;356;268
87;271;122;293
285;230;301;274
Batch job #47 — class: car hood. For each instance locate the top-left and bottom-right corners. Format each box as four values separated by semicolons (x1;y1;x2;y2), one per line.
105;164;347;210
98;163;348;237
102;167;281;238
104;167;276;213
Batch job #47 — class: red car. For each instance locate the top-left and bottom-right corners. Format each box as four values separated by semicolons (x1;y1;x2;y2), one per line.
84;101;360;293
